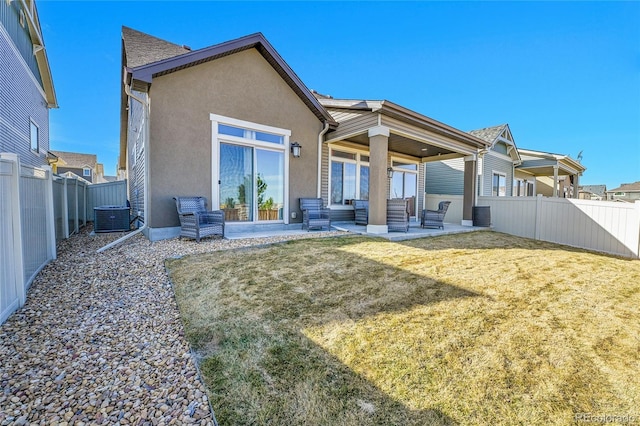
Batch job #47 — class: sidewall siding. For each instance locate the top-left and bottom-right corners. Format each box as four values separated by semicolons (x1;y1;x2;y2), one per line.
147;48;323;229
0;25;49;167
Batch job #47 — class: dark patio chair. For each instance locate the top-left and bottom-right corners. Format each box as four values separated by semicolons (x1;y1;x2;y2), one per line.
353;200;369;225
300;198;331;231
387;198;410;232
174;196;225;242
421;201;451;229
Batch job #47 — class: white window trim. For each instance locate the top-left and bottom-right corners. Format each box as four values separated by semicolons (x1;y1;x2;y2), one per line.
29;119;39;153
83;167;91;177
328;144;370;209
390;156;419;198
492;170;507;197
210;114;290;224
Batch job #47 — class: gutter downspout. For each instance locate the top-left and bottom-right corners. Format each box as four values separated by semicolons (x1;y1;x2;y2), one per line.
98;72;149;253
316;121;330;198
477;148;489;198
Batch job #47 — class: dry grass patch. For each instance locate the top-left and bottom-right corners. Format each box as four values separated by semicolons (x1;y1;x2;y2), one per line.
167;232;640;425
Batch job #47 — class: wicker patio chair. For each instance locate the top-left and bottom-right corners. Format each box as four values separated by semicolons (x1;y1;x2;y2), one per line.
387;198;410;232
174;196;225;242
299;198;331;231
421;201;451;229
353;200;369;225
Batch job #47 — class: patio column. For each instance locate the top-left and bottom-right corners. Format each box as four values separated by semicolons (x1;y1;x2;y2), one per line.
462;155;477;226
552;165;559;197
367;125;390;234
573;173;580;199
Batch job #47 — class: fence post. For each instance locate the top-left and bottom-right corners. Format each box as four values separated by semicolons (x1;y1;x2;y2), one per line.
43;165;57;261
62;177;69;239
0;153;26;305
534;194;543;241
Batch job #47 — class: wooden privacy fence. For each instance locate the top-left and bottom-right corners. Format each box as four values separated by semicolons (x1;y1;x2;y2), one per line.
478;195;640;258
0;152;128;324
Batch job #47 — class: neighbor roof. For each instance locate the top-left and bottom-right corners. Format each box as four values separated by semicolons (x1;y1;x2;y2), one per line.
607;181;640;193
579;184;607;197
468;124;507;144
51;151;97;169
122;26;191;68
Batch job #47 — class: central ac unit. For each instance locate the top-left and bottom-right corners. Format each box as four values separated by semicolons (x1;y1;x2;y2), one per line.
94;206;130;232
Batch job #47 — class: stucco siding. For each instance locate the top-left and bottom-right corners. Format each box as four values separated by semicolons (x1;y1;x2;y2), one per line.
0;22;48;168
148;48;323;228
425;158;464;195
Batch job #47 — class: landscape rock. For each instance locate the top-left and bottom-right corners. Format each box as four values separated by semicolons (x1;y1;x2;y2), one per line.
0;225;346;423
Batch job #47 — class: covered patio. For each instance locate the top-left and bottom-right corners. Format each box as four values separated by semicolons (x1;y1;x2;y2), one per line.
516;148;585;198
316;94;491;233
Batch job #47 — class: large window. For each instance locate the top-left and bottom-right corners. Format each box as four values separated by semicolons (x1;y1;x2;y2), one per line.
330;149;369;205
391;160;418;216
212;115;289;223
30;120;38;152
492;172;506;196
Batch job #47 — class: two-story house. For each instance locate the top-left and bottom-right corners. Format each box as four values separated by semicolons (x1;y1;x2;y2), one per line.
0;0;56;166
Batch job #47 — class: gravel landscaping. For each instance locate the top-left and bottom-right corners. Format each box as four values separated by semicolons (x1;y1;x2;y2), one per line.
0;225;347;425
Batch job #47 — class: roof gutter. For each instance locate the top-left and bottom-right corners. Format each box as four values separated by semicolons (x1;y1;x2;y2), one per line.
98;69;149;253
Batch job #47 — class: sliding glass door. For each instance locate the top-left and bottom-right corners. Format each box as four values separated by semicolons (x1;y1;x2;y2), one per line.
219;143;284;222
219;143;254;222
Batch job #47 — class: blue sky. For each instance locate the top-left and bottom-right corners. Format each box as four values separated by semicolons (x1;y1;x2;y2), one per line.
38;1;639;189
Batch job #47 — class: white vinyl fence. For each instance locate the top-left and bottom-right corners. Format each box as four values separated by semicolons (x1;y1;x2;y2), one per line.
1;153;128;324
478;195;640;258
425;194;464;225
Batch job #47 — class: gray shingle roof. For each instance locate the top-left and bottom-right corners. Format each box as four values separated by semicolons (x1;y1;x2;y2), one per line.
468;124;507;143
122;26;191;68
579;184;607;197
51;151;97;169
608;181;640;192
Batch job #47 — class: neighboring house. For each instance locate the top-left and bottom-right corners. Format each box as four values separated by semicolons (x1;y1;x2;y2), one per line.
425;124;525;198
120;28;490;240
0;0;57;166
50;150;108;183
606;182;640;202
578;184;607;200
516;149;585;198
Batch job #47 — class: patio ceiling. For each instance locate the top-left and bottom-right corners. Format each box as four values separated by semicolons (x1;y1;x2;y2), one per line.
339;132;458;160
517;164;577;176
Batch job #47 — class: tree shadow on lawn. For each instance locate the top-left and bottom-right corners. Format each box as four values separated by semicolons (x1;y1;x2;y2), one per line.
167;236;482;425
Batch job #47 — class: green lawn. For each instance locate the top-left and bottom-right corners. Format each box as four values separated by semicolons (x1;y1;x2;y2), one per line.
166;231;640;425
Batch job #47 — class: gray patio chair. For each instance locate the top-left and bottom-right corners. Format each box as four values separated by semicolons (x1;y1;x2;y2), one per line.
387;198;410;232
421;201;451;229
174;196;225;242
300;197;331;231
353;200;369;225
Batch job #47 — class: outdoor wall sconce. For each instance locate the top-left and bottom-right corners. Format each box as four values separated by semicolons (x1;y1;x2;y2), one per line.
290;142;301;158
387;167;394;179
